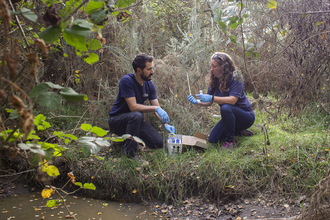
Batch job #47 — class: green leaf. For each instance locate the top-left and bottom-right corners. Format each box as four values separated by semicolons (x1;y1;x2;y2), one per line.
122;134;132;139
29;83;51;98
44;82;64;89
229;35;236;44
73;19;94;29
229;16;238;23
39;26;61;43
34;114;46;126
81;141;99;156
84;53;99;64
228;22;238;29
89;10;108;25
243;14;249;18
132;136;145;146
87;39;102;50
37;120;51;131
218;21;227;33
64;139;71;144
256;41;264;49
63;27;88;51
315;22;324;26
60;87;87;101
112;137;125;142
64;134;78;140
273;24;279;28
267;0;277;9
90;126;107;137
46;200;57;208
30;147;46;156
246;43;254;50
83;183;96;190
81;124;93;131
18;143;33;150
75;182;83;187
116;0;135;8
86;0;105;14
21;8;38;22
252;52;261;60
245;51;252;57
282;30;287;36
212;0;221;11
302;14;308;18
53;131;65;138
43;165;60;177
237;18;244;25
95;138;110;147
37;92;61;110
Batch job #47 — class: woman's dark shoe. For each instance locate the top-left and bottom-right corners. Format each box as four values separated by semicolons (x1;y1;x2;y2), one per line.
236;129;254;137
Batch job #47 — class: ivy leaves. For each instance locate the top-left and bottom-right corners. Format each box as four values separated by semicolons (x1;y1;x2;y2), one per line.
29;82;87;110
37;0;135;64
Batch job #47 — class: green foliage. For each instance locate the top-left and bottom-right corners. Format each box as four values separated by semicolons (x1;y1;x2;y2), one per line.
46;199;57;208
29;82;87;110
267;0;277;9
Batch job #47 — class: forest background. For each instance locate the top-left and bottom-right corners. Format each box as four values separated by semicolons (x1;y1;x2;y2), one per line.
1;0;330;219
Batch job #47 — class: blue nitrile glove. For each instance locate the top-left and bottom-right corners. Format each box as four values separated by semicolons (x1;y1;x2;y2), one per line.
164;124;175;134
188;94;198;105
155;107;170;124
196;94;213;102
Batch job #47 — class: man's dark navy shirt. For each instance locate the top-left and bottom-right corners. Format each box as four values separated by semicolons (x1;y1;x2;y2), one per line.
109;73;157;117
208;76;254;113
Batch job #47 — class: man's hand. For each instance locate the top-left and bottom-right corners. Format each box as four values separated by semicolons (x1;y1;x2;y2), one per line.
164;124;175;134
188;94;198;104
196;94;213;103
155;107;170;124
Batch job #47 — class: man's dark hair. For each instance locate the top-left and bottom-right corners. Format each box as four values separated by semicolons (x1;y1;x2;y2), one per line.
132;53;154;72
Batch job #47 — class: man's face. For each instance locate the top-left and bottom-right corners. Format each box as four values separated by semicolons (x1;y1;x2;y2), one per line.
139;61;154;81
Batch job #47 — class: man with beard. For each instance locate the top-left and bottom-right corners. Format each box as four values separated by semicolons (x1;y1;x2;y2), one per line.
108;53;175;157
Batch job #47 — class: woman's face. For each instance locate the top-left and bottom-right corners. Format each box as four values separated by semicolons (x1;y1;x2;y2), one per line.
211;59;222;78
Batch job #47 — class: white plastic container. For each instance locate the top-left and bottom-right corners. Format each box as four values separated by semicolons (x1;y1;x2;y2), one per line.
167;134;182;156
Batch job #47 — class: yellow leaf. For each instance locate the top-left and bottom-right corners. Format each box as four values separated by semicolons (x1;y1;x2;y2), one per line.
132;189;137;194
41;188;54;199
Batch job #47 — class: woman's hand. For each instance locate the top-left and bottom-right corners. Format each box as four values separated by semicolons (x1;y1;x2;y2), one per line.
188;94;198;104
196;94;213;103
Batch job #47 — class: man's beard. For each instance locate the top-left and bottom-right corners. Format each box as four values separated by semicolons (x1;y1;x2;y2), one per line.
141;74;152;81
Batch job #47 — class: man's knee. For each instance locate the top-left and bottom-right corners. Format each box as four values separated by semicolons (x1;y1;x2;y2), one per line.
149;137;163;149
130;111;144;122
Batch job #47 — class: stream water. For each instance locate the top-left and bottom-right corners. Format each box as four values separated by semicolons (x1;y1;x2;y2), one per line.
0;192;160;220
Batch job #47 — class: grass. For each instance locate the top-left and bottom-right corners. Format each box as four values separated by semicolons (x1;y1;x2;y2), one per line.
46;93;329;206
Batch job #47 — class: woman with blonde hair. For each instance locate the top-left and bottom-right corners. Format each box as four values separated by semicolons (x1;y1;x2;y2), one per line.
188;52;255;148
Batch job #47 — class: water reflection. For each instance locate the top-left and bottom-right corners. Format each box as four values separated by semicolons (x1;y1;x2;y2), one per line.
0;192;161;219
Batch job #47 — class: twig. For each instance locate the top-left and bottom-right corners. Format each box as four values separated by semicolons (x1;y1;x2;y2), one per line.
8;0;30;52
288;11;330;15
0;169;35;177
71;106;91;135
54;190;77;220
186;72;191;95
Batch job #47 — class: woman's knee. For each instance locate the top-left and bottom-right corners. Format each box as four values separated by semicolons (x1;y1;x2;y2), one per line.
220;104;231;114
